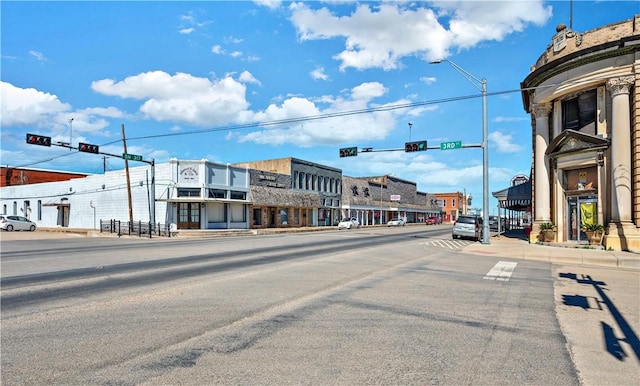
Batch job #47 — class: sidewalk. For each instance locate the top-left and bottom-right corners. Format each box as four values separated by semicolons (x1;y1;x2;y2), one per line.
462;230;640;270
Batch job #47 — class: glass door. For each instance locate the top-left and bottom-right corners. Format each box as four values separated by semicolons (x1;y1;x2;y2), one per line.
178;203;200;229
567;196;597;242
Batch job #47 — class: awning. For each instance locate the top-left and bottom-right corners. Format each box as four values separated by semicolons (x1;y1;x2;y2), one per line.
499;199;531;209
492;179;531;211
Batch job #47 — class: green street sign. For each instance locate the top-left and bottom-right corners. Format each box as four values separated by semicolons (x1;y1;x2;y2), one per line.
440;141;462;150
123;153;143;161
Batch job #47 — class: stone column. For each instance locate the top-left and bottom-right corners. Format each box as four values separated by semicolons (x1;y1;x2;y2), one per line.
607;76;634;223
533;103;552;223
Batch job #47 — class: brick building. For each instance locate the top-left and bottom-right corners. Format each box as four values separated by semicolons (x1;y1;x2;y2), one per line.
433;192;473;223
1;166;88;187
342;175;441;225
233;157;343;228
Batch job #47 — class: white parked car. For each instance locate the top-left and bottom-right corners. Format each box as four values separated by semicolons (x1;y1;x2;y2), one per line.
0;215;37;231
387;218;406;227
452;215;483;241
337;218;360;230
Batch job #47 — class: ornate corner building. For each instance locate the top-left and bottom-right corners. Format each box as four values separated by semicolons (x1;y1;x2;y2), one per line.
521;16;640;251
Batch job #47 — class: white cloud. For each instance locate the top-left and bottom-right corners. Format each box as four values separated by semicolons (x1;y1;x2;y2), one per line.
310;66;329;81
351;82;387;100
0;81;125;138
224;36;244;44
180;14;195;23
254;0;282;10
28;50;46;61
489;130;523;153
442;1;553;49
493;116;528;123
230;51;243;58
289;1;552;71
0;81;70;126
91;71;251;126
420;76;436;85
211;45;225;54
240;82;407;147
178;11;211;35
239;70;262;86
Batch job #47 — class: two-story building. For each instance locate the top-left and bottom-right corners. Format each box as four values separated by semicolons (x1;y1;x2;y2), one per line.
521;16;639;251
233;157;343;228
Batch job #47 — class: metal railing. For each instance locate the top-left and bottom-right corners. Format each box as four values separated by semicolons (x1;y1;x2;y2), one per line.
100;219;178;238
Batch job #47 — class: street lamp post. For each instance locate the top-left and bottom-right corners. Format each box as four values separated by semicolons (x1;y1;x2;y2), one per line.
430;59;490;244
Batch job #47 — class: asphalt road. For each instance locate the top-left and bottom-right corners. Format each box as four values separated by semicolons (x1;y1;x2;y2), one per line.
1;227;638;385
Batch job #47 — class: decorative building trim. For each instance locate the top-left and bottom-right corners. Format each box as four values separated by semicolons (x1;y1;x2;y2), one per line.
532;103;552;118
606;76;635;96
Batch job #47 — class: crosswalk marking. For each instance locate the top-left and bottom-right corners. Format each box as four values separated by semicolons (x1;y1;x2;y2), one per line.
483;261;518;281
422;239;474;250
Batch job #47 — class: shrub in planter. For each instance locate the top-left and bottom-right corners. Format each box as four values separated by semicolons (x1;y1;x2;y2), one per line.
581;223;605;232
538;222;556;242
582;223;605;245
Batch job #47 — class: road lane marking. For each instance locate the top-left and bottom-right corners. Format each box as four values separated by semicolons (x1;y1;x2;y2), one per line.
421;239;473;250
483;261;517;281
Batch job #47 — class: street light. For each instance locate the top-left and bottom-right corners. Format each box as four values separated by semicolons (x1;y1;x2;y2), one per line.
430;59;489;244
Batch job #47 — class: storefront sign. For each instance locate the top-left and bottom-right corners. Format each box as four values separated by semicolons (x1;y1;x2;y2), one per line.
179;166;198;182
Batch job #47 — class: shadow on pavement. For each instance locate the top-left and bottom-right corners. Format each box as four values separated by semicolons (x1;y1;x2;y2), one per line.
559;272;640;362
497;229;529;241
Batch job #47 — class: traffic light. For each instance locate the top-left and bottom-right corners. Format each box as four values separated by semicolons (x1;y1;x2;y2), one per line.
339;147;358;157
26;133;52;147
405;140;427;152
78;142;99;154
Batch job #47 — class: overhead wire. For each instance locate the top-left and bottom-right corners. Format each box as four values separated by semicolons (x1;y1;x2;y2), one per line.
9;72;612;170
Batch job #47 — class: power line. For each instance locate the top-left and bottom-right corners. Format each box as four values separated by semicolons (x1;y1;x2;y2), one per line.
10;74;605;170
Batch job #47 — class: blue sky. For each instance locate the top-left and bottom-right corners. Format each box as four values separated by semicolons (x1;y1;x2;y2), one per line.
1;1;638;211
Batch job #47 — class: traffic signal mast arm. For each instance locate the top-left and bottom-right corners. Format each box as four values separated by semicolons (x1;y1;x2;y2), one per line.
340;140;478;157
26;133;152;165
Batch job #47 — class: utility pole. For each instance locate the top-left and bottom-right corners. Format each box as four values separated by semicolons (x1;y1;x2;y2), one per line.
122;124;133;224
68;118;74;151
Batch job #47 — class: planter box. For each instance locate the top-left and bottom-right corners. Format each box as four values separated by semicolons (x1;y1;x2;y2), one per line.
585;230;604;245
540;230;556;242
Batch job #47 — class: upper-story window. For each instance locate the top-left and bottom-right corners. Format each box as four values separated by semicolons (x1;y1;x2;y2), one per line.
452;198;456;208
178;188;201;197
562;90;596;134
230;191;246;200
208;189;225;199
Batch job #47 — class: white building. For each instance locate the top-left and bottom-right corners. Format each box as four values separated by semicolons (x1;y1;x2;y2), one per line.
0;158;251;231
